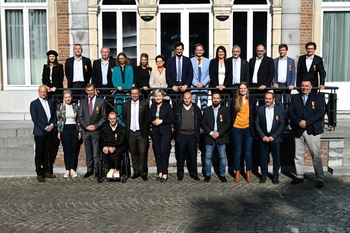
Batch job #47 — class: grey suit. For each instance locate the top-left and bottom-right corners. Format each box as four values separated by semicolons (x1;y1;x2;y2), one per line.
78;96;107;173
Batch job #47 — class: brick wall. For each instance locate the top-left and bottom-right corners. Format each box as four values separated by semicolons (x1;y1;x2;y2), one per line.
300;0;313;53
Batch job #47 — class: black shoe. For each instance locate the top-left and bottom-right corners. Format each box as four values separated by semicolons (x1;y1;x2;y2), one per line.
131;174;140;179
177;177;183;181
160;177;168;182
192;177;200;181
204;176;210;182
219;176;227;183
272;176;279;185
44;172;56;179
37;176;45;183
141;175;148;181
83;171;94;178
259;176;267;183
155;177;161;181
290;177;304;184
316;181;324;189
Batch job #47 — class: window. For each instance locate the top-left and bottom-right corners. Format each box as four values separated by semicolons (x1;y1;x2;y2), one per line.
1;1;48;87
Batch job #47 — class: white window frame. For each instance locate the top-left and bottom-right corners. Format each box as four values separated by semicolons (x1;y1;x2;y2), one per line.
98;2;139;61
0;0;48;90
231;1;271;60
157;3;213;58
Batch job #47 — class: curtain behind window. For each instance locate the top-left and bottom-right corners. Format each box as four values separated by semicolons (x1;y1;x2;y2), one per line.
323;12;350;82
5;10;25;85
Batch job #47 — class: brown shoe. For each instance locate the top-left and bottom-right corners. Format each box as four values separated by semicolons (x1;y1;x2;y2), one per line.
234;171;240;183
37;176;45;183
246;170;252;183
44;172;57;178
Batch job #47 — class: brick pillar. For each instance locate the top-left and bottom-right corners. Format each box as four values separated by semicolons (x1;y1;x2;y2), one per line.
300;0;313;54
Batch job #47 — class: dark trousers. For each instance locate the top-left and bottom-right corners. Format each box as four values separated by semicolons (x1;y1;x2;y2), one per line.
103;150;124;171
72;82;86;97
151;133;171;174
34;132;53;176
259;141;281;177
61;124;78;171
48;130;60;174
82;130;100;173
175;134;198;179
128;130;149;176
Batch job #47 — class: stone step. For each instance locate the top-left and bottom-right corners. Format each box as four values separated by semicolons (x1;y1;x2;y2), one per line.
0;146;34;158
0;136;34;148
328;166;350;176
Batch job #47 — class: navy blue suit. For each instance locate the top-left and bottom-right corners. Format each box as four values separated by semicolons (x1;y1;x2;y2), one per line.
166;55;193;88
65;56;92;88
225;57;250;87
297;55;326;88
30;98;56;176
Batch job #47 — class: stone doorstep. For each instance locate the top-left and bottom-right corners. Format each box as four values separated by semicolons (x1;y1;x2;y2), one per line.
328;166;350;176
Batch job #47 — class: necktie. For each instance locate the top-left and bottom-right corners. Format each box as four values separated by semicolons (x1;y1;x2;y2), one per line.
89;97;93;117
303;94;308;106
44;100;51;123
198;58;202;83
233;59;238;84
177;56;182;82
132;102;137;132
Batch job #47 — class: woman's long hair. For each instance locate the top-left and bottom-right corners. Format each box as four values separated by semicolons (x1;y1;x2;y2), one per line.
116;52;129;66
235;82;249;112
215;45;227;60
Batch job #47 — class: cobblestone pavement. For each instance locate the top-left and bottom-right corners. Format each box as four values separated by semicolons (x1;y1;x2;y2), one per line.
1;173;349;233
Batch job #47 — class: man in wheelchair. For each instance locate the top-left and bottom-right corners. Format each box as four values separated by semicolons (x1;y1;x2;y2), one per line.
100;111;126;179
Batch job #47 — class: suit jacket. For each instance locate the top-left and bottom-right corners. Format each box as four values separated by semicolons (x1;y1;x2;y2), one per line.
297;54;326;87
249;56;274;86
255;105;285;143
230;97;257;137
288;92;325;137
166;55;193;88
112;65;134;93
134;66;152;88
100;123;126;151
91;58;115;88
42;64;64;89
191;57;210;88
148;101;174;135
273;57;296;86
78;96;107;132
201;105;231;144
122;99;150;139
30;98;56;136
209;58;229;87
174;103;202;142
65;56;92;88
225;57;250;87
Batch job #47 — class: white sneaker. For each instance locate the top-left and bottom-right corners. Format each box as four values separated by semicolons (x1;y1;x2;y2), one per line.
113;170;120;178
70;169;78;178
63;170;70;178
107;169;114;178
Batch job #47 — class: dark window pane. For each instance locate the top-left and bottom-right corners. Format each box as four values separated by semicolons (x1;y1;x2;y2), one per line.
102;12;117;59
232;12;247;59
234;0;267;4
123;12;137;66
102;0;136;5
160;0;209;4
161;13;180;61
253;12;267;57
189;13;209;58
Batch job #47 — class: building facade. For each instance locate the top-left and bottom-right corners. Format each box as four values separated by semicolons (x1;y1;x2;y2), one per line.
0;0;349;120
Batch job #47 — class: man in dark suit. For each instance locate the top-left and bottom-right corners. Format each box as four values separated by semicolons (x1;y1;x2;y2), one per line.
297;42;326;92
65;44;92;94
92;46;115;95
30;85;57;182
122;87;150;181
225;45;249;91
166;42;193;104
78;83;107;178
255;92;285;184
100;111;126;180
288;78;325;189
174;92;202;181
249;44;274;100
201;92;231;183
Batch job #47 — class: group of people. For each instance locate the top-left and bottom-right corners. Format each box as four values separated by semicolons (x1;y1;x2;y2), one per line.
30;41;326;189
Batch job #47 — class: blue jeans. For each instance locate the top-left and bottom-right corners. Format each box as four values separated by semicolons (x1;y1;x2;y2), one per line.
231;127;254;171
205;142;226;176
259;141;280;177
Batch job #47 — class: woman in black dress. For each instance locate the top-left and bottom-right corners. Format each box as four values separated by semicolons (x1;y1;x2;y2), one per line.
134;53;152;99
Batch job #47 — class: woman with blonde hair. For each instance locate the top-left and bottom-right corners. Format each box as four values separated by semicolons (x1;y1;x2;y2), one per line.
230;82;256;183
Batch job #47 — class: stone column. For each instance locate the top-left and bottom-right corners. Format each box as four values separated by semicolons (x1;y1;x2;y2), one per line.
312;0;322;54
212;0;232;52
88;0;99;61
48;0;58;51
138;0;158;67
271;0;282;58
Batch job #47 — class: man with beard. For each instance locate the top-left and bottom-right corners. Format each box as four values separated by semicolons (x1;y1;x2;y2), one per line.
201;92;231;182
